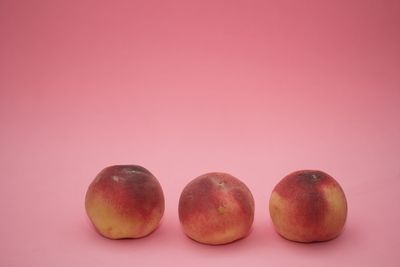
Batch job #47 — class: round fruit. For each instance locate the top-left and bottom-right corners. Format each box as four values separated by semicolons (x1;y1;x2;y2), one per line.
179;172;255;245
85;165;165;239
269;170;347;242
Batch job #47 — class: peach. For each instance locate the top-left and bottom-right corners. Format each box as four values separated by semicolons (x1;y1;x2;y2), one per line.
85;165;164;239
178;172;255;245
269;170;347;242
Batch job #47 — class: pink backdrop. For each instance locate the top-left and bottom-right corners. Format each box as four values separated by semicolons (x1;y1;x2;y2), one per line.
1;0;399;266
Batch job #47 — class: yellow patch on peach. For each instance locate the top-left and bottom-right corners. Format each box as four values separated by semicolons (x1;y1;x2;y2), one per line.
320;186;347;237
269;192;301;241
86;194;161;239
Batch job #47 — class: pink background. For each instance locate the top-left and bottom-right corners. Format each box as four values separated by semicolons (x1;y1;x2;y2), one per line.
1;0;400;266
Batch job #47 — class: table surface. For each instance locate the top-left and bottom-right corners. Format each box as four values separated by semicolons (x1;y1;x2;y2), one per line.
1;1;400;266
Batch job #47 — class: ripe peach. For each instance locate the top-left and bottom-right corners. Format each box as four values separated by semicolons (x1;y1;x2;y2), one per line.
179;172;255;245
269;170;347;242
85;165;165;239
